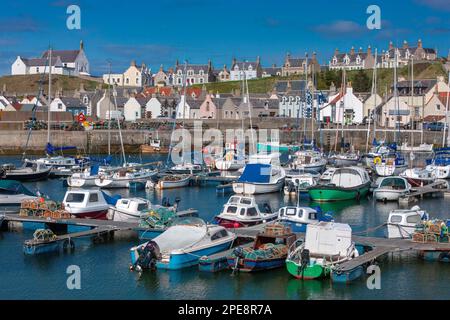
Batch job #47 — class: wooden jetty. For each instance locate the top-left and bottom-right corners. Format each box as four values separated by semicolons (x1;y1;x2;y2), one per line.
399;180;449;204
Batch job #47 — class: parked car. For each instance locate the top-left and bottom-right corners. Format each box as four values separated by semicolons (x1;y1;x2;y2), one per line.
423;122;447;131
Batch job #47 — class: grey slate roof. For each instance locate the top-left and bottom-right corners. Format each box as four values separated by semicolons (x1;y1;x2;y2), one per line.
42;50;80;63
286;58;306;67
263;67;282;75
59;97;84;108
22;57;61;67
232;61;258;70
274;80;307;94
186;99;202;109
175;64;209;73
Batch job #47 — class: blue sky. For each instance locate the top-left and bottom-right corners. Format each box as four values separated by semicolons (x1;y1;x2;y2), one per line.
1;0;449;76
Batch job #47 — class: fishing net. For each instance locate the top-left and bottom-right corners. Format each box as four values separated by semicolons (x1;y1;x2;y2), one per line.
139;207;177;229
33;229;57;242
233;243;288;261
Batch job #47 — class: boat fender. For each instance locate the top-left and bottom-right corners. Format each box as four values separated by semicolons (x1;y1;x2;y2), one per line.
374;157;382;165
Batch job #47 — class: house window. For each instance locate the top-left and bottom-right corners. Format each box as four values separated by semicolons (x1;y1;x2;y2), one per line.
178;78;182;84
206;102;210;112
136;78;139;84
200;78;204;83
135;111;139;117
199;70;204;76
58;103;63;110
437;104;441;111
126;78;129;84
36;67;40;72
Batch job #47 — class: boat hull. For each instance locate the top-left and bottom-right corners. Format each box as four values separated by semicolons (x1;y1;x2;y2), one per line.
331;266;364;283
70;209;109;220
157;177;191;189
308;183;370;202
232;178;285;195
227;257;286;272
156;240;234;270
4;170;50;182
375;164;408;177
373;189;408;201
215;160;244;171
67;176;97;188
286;260;328;280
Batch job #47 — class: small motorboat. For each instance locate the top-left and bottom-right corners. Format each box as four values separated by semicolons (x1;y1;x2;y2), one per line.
373;176;411;202
67;165;109;188
374;153;408;177
278;206;333;232
232;163;285;195
284;173;318;195
286;222;359;280
63;189;120;219
363;141;394;168
130;217;236;270
0;160;51;182
107;197;177;223
35;155;89;178
308;167;372;202
214;195;278;228
0;180;37;209
387;206;429;239
147;174;191;190
95;167;157;189
227;224;297;272
400;168;436;187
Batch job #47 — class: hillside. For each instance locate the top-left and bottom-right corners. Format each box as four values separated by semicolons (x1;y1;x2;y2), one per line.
0;74;105;96
195;62;448;96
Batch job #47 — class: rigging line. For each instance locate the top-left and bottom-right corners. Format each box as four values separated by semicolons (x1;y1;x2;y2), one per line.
22;47;51;162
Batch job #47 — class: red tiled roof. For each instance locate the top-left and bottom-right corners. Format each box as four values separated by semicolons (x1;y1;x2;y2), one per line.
12;102;22;111
143;87;173;97
423;115;445;122
186;87;202;98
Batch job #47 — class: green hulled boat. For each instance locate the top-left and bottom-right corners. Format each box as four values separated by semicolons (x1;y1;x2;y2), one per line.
286;222;359;280
308;167;371;202
257;142;300;154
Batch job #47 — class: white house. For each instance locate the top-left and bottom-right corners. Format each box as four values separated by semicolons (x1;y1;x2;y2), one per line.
50;97;86;116
0;96;14;111
230;57;262;81
144;96;162;119
12;41;89;76
176;95;192;119
20;96;45;107
123;96;148;121
103;60;151;88
321;83;364;124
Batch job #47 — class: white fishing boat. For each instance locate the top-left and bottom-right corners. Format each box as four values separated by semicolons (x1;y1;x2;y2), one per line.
375;153;408;177
387;206;429;239
425;151;450;179
288;150;327;173
67;165;111;188
95;167;157;189
363;142;393;168
397;142;433;153
107;197;177;223
146;174;191;190
232;163;285;195
63;189;118;219
373;176;411;202
130;218;236;270
214;195;278;228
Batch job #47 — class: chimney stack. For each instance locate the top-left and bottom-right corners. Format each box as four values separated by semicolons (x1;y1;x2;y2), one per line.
367;45;372;56
403;40;408;49
334;48;339;56
350;47;355;55
418;39;423;48
389;41;394;51
80;40;84;51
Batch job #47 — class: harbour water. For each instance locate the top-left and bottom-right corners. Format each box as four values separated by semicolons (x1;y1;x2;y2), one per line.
1;155;449;300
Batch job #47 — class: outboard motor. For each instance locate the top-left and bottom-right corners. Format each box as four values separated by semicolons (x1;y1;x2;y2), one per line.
300;249;310;271
174;197;181;210
134;241;160;271
286;181;296;193
161;197;170;207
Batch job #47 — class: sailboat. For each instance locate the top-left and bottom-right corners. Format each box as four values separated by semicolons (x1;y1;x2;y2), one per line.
215;141;246;171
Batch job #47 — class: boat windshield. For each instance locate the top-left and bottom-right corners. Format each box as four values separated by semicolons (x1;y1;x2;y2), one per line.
171;217;206;227
284;207;297;216
225;206;238;214
66;193;85;203
380;178;406;189
137;203;148;211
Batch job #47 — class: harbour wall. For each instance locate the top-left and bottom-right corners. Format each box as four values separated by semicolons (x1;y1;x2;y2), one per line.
0;118;446;154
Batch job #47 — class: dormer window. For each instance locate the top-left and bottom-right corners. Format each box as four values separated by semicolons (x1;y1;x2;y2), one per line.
187;70;194;76
248;66;253;71
199;70;204;76
177;70;182;76
356;56;361;64
333;58;337;65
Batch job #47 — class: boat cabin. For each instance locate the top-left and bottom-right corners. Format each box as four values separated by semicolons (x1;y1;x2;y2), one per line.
304;222;353;258
115;198;150;212
254;225;297;249
378;177;410;190
22;161;49;172
330;167;370;188
387;207;429;238
278;206;319;224
292;151;323;165
63;190;108;211
220;196;263;220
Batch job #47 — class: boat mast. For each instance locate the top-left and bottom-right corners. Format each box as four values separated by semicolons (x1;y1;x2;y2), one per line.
443;71;450;148
107;61;112;156
311;63;315;144
393;48;399;144
303;53;308;142
366;52;377;153
46;48;52;145
112;83;126;166
372;48;378;144
244;62;255;153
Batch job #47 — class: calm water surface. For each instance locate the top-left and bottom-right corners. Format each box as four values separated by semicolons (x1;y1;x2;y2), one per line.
0;155;449;300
